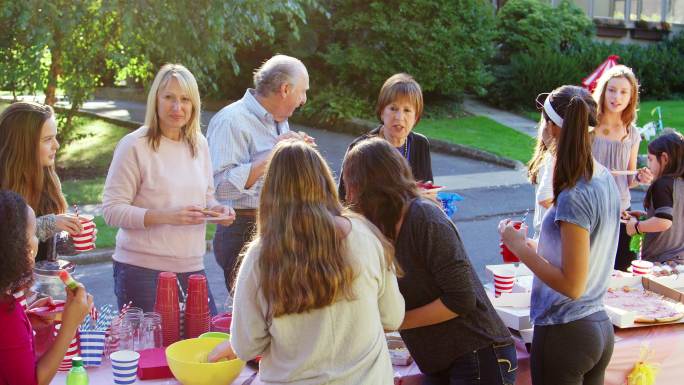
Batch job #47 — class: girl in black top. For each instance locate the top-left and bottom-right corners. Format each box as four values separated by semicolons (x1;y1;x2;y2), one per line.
343;137;515;385
625;130;684;262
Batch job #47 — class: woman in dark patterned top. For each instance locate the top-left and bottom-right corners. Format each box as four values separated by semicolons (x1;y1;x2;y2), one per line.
339;73;432;200
343;138;516;385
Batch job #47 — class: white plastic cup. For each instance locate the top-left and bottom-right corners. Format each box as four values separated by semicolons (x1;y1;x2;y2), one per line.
631;260;653;276
493;267;516;296
110;350;140;385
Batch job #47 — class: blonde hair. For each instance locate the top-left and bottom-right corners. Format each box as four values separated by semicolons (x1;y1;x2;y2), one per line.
0;102;67;216
376;73;424;124
593;65;639;131
144;64;201;157
249;139;396;317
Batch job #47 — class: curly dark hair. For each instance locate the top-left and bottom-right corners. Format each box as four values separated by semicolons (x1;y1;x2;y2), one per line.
0;189;34;298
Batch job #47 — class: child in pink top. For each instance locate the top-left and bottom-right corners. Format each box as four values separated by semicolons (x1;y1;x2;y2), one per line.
0;190;91;385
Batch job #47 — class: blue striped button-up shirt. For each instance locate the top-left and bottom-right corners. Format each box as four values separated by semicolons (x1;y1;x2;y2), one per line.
206;89;289;208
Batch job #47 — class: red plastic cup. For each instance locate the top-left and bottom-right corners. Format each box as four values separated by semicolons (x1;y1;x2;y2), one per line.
185;274;209;313
500;221;522;263
154;272;180;346
211;313;232;332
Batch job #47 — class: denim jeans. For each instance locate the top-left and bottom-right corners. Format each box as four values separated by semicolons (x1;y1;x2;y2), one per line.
422;343;518;385
213;215;255;294
113;261;218;315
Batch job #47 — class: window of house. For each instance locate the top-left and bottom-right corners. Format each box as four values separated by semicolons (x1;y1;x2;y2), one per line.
668;0;684;23
631;0;664;21
591;0;626;19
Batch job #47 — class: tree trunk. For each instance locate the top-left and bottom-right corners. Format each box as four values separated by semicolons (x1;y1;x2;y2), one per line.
45;45;62;106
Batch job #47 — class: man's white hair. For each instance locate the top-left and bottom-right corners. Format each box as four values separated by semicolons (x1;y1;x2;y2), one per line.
253;55;306;96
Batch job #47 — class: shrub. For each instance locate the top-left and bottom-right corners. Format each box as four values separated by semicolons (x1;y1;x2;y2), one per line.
494;0;594;61
297;84;374;126
322;0;496;99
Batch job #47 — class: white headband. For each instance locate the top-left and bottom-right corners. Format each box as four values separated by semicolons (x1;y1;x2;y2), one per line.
543;96;564;128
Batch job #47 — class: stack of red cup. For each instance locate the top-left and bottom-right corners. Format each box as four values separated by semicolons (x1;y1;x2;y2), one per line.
184;274;210;338
154;272;180;346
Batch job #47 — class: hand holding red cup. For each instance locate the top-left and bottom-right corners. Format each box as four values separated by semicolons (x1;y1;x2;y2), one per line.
499;220;524;263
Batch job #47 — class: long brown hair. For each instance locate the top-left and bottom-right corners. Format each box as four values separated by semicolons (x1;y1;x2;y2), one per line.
0;102;67;216
342;137;420;242
593;65;639;134
251;139;395;317
144;64;201;157
548;86;598;203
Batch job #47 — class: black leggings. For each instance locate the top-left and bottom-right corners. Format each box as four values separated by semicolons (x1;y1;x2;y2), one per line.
531;311;614;385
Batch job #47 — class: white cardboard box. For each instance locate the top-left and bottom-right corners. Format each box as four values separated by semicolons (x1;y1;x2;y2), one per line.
494;305;532;331
605;275;684;328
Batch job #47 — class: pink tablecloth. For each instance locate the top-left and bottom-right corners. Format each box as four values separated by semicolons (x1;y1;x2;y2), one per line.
515;323;684;385
52;323;684;385
51;360;423;385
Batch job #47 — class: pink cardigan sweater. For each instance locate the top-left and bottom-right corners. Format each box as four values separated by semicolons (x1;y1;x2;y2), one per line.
103;127;219;272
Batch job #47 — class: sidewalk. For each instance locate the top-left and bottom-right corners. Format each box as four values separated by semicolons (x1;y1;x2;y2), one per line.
462;96;538;138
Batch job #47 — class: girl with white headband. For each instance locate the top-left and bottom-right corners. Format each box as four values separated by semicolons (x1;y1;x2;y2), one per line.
527;94;560;239
592;65;652;271
500;85;621;385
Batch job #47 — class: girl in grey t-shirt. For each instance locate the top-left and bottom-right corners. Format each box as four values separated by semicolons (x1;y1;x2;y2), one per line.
500;85;620;385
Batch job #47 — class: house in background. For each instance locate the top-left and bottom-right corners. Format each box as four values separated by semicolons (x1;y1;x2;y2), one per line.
492;0;683;43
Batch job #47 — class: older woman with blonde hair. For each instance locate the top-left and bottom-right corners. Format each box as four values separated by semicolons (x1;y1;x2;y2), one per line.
339;73;432;199
103;64;235;312
208;139;404;385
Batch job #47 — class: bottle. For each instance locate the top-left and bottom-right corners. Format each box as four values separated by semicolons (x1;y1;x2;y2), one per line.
66;357;88;385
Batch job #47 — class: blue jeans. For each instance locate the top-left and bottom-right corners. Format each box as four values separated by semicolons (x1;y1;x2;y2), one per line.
423;343;518;385
213;215;255;294
113;261;218;315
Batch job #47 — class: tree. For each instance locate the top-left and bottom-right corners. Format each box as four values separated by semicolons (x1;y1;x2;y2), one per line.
118;0;315;94
0;0;314;142
322;0;497;99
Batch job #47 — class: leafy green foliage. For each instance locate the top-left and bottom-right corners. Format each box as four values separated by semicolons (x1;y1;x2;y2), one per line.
494;0;594;60
298;84;373;125
322;0;496;99
118;0;314;94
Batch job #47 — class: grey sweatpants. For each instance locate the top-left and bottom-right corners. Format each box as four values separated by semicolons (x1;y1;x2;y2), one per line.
531;311;614;385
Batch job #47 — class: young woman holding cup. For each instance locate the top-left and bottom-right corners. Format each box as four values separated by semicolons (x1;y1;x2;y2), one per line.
0;102;91;260
500;85;621;385
0;189;92;385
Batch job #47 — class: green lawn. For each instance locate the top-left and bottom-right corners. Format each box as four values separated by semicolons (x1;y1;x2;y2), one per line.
417;116;536;163
61;177;106;204
58;117;130;172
